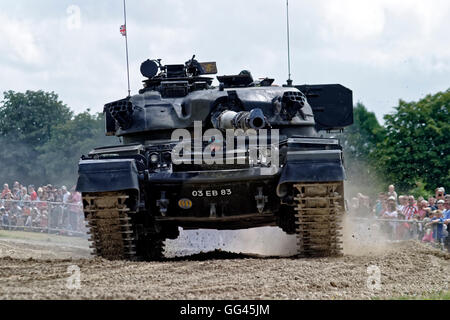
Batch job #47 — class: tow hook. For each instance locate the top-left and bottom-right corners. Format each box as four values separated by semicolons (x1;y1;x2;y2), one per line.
210;203;217;218
156;191;169;216
255;187;268;214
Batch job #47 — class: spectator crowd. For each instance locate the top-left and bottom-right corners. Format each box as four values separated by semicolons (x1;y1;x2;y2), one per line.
350;185;450;251
0;181;85;235
1;179;449;249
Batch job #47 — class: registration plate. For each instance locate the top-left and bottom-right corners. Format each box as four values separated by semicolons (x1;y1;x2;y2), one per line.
191;189;232;197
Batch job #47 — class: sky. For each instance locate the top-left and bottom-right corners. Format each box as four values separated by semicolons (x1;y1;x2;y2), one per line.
0;0;449;123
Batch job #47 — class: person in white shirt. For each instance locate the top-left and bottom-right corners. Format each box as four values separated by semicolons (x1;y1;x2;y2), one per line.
62;186;70;204
398;195;407;212
382;196;398;239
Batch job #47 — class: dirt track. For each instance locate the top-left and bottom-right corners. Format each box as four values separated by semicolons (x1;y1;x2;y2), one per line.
0;228;448;300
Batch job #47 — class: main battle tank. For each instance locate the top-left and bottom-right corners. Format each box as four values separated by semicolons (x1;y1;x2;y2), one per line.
76;56;353;260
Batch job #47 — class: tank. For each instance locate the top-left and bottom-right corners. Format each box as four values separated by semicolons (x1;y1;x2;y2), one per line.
76;55;353;260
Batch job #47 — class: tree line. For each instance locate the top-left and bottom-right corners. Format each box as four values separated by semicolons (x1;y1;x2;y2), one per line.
341;90;449;196
0;90;118;187
0;89;448;194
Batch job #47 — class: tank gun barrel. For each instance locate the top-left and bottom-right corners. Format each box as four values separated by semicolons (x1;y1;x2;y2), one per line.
214;108;267;131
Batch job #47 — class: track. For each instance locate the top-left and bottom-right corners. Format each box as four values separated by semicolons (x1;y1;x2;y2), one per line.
83;192;137;260
294;183;344;257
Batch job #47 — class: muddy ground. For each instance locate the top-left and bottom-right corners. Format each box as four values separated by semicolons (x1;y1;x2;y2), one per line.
0;225;448;300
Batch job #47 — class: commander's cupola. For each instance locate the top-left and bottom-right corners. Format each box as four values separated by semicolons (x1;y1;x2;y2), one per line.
138;55;217;98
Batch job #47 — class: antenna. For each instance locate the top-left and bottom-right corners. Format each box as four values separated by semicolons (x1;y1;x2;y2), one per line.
123;0;131;96
286;0;293;86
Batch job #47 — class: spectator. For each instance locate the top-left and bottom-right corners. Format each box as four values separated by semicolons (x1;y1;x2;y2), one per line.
444;201;450;220
397;195;417;239
423;207;433;218
414;200;428;239
22;203;31;225
25;207;35;229
444;195;450;212
28;185;37;201
1;184;11;199
353;193;371;217
382;196;398;238
422;217;434;243
50;199;63;229
436;199;445;213
40;210;48;230
1;207;9;229
397;196;417;240
54;188;63;202
374;192;386;217
429;210;445;246
19;187;30;203
46;186;56;202
398;195;408;211
443;200;450;252
3;192;13;211
36;188;48;211
428;197;437;210
68;187;81;231
37;187;44;201
387;185;398;203
402;195;418;220
62;186;70;203
9;211;17;228
435;187;445;202
12;181;21;199
32;208;41;228
417;200;428;220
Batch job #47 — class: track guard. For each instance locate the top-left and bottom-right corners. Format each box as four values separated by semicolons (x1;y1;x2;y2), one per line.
280;160;344;182
277;160;345;196
76;159;140;193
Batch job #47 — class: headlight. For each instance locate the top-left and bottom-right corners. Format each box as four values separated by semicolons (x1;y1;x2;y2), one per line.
150;153;159;163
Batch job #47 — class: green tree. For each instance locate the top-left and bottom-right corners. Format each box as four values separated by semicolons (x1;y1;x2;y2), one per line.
0;90;72;185
0;91;118;187
375;89;450;192
0;90;72;144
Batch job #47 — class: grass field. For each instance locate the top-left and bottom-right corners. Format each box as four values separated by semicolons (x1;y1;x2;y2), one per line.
0;229;89;248
396;291;450;300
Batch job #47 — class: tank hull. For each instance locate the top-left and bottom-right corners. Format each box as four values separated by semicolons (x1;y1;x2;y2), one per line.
77;136;346;260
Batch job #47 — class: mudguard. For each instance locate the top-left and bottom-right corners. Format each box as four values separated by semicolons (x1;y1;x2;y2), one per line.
76;159;139;193
279;160;345;183
276;148;345;196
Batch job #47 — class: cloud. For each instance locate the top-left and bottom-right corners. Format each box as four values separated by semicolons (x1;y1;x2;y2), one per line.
320;0;386;40
0;0;449;124
0;14;43;66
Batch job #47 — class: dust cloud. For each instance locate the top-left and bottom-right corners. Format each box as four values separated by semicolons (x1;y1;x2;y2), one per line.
165;217;395;259
342;215;392;256
165;227;298;257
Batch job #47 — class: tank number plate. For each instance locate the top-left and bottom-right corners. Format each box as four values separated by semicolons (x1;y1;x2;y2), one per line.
191;189;232;197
